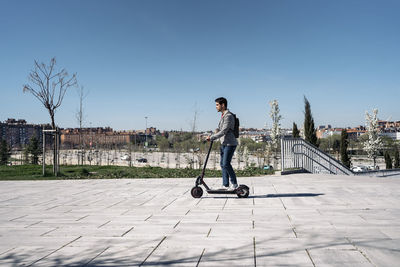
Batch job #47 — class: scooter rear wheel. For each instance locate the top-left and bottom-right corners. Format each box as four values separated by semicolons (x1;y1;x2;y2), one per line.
236;185;249;198
191;186;203;198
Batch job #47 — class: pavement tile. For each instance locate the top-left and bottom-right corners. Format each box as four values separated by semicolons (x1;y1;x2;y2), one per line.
0;174;399;266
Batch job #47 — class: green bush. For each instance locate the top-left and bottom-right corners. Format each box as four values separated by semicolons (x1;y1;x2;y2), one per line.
0;164;274;180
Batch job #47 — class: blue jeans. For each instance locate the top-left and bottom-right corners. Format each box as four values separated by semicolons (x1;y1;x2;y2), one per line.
220;145;237;187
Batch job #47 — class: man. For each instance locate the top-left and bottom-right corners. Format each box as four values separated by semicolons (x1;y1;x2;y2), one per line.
207;97;238;190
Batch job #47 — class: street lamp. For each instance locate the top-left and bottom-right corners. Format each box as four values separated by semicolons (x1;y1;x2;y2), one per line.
145;116;148;147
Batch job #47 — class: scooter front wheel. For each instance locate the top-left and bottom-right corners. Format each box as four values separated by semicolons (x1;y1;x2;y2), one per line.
236;185;249;198
191;186;203;198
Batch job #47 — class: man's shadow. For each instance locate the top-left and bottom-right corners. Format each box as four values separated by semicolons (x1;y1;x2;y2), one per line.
253;193;325;198
203;193;325;199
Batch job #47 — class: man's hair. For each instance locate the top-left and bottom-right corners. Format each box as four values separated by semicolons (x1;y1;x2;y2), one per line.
215;97;228;108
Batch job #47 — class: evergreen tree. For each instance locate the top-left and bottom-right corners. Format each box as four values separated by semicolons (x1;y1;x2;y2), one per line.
26;136;41;164
23;145;30;164
340;129;351;168
303;96;318;146
292;122;300;138
0;139;11;165
384;151;392;169
394;147;400;169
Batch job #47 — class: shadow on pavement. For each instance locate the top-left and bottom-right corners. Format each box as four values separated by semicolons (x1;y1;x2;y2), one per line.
261;193;325;198
204;193;324;199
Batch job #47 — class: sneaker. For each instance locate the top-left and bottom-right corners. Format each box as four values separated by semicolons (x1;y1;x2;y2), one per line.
219;185;229;190
230;184;239;189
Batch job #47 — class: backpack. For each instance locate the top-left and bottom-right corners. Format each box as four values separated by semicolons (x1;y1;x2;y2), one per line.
231;113;240;138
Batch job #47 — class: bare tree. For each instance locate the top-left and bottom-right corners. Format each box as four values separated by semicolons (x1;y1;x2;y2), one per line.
190;102;200;133
23;57;77;174
23;58;78;129
76;85;88;165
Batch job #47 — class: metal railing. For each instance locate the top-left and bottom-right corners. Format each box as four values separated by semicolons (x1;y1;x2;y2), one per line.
281;138;353;175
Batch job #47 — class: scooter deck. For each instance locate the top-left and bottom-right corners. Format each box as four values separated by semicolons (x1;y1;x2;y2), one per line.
207;189;237;194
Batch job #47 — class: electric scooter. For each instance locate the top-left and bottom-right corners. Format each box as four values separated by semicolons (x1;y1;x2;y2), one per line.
190;141;250;198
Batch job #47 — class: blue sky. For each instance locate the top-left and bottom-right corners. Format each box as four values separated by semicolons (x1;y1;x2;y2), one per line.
1;0;399;131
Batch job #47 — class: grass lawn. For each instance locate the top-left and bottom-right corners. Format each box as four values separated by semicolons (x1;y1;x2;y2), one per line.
0;165;274;180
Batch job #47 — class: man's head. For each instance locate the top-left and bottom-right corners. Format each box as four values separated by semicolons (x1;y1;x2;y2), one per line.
215;97;227;112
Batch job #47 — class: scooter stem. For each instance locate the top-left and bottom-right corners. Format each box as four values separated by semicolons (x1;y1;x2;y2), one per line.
200;140;214;179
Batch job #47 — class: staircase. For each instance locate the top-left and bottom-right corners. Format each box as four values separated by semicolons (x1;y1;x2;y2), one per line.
281;138;353;175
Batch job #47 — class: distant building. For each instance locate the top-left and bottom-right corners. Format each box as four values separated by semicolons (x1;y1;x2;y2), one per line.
317;126;367;140
60;127;157;148
0;118;52;149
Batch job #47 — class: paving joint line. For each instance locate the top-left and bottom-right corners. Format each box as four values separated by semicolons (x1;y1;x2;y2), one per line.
345;237;377;266
134;190;149;197
84;246;110;266
45;205;60;211
222;199;228;210
140;195;157;206
25;221;42;228
161;197;178;211
196;248;206;267
121;226;134;237
72;189;92;196
305;249;316;267
0;247;16;256
182;189;190;195
32;198;57;206
76;215;89;221
41;227;59;236
106;199;126;209
0;197;19;203
139;236;167;266
10;215;28;221
272;184;287;210
253;237;257;267
85;199;104;206
173;220;181;229
98;220;111;228
27;236;82;266
286;213;298;238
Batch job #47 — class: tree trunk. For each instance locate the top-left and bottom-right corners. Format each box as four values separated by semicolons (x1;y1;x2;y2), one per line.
50;112;57;176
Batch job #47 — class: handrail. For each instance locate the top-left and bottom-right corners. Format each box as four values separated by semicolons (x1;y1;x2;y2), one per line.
293;138;352;172
291;148;335;174
292;143;353;175
282;137;400;177
291;144;352;175
281;137;353;176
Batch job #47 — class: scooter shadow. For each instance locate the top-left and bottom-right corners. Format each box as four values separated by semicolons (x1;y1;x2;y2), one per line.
202;193;325;199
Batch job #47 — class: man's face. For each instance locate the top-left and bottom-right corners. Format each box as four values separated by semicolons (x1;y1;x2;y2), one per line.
215;102;224;112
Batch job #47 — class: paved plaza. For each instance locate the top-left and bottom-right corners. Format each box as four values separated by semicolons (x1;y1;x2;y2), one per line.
0;174;399;266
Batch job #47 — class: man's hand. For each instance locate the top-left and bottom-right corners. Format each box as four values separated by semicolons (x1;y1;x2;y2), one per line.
206;136;211;141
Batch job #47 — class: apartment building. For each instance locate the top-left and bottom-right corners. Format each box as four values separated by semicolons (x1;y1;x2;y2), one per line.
60;127;154;148
0;118;52;149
